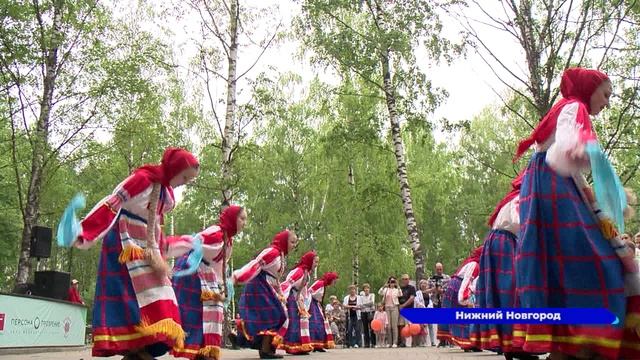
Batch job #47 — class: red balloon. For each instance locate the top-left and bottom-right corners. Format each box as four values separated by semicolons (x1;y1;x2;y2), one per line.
409;324;421;336
401;325;411;338
371;319;383;332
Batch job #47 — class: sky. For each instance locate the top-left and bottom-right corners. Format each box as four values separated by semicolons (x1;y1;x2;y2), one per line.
119;0;525;133
111;0;526;203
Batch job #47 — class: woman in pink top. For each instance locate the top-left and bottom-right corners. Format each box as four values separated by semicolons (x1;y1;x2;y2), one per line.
378;276;401;347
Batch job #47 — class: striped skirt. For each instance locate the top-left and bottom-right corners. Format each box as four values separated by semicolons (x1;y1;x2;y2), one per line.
91;225;180;357
309;299;335;349
171;256;223;360
514;151;625;359
236;272;286;349
279;290;313;354
469;229;518;353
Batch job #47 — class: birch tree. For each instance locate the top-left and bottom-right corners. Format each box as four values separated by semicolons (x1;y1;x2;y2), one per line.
1;0;111;288
297;0;457;280
184;0;280;206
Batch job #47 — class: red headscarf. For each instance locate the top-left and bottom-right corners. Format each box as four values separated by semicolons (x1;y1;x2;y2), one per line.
321;272;338;286
454;246;483;276
134;147;199;187
219;205;243;239
513;68;608;162
487;171;525;227
296;251;317;271
271;230;291;255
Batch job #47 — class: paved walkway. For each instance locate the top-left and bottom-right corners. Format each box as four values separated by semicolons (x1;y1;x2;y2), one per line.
0;346;509;360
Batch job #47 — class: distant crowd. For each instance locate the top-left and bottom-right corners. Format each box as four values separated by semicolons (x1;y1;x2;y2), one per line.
324;263;452;349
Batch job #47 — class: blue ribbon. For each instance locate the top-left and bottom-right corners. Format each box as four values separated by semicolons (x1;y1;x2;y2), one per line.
172;234;204;278
56;193;86;247
585;142;627;232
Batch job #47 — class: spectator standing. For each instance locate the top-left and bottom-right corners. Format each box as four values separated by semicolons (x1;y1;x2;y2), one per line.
343;285;363;348
378;277;401;348
373;303;388;348
360;283;376;348
414;279;433;346
397;274;416;347
428;263;451;347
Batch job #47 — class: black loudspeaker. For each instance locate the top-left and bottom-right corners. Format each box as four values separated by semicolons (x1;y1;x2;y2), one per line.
34;271;70;300
30;226;52;258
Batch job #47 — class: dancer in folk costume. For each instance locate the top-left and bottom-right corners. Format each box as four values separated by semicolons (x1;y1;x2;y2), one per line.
308;272;339;351
467;175;539;360
277;251;319;355
616;189;640;360
171;205;247;360
512;68;625;360
232;230;298;359
596;188;640;360
70;148;200;359
586;147;640;360
439;246;483;352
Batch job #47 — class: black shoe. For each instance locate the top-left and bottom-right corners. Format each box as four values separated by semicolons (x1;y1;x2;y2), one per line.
513;354;539;360
259;352;283;359
315;348;327;352
124;351;156;360
398;343;406;348
298;352;310;355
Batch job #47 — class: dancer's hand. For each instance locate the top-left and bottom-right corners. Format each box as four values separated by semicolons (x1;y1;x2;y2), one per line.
72;235;85;249
598;218;618;240
568;143;585;160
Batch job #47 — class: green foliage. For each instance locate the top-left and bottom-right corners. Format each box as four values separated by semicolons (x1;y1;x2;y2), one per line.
1;0;640;305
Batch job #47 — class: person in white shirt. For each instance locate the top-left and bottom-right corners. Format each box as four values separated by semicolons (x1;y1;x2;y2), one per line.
379;277;402;348
414;279;434;346
359;283;376;348
343;285;363;348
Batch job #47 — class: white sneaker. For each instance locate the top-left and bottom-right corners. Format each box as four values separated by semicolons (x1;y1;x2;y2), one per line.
354;344;359;348
392;344;397;348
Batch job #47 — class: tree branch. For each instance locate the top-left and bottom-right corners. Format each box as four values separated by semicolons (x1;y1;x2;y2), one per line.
236;22;281;80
